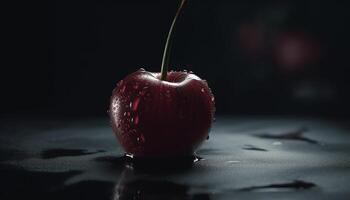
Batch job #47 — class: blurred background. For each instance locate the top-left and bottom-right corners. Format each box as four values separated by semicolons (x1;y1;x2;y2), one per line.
2;0;350;118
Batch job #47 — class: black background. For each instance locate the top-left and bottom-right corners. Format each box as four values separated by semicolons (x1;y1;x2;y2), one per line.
2;0;350;118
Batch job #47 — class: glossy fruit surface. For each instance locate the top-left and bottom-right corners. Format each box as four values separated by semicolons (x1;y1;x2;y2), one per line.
109;69;215;157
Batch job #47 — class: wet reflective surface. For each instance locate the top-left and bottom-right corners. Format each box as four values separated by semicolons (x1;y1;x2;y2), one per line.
1;117;350;199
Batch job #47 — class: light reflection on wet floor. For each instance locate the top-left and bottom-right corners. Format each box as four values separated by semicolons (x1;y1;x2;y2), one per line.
1;117;350;199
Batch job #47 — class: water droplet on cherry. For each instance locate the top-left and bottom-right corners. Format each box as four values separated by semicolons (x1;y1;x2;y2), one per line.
120;85;126;93
139;86;148;96
133;83;139;89
136;134;145;144
201;88;205;93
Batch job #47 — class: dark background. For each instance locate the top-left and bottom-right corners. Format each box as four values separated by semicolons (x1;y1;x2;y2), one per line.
2;0;350;118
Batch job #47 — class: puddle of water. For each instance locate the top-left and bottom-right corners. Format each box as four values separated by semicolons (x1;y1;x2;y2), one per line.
242;145;268;152
255;127;319;144
238;180;316;192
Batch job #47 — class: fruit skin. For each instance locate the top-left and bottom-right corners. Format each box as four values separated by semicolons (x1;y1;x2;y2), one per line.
109;69;215;157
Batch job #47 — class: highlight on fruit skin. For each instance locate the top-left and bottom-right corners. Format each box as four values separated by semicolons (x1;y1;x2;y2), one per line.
109;69;215;157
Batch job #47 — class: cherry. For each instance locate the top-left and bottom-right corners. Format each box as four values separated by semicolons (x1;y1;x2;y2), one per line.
109;0;215;157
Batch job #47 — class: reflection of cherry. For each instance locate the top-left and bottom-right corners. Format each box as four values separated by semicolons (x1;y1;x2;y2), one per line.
113;163;209;200
109;0;215;157
274;33;321;73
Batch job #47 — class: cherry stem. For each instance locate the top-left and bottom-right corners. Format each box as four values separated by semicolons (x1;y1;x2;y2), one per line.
160;0;187;81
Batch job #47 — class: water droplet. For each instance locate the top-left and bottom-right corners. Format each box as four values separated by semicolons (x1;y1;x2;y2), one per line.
120;85;126;93
139;86;149;96
138;68;145;71
134;115;139;125
211;96;215;102
133;83;139;89
201;88;205;93
136;134;145;144
139;90;146;96
123;112;127;116
132;97;140;111
183;70;188;72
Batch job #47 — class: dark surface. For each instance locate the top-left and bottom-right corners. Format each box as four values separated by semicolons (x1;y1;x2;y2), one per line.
1;116;350;199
